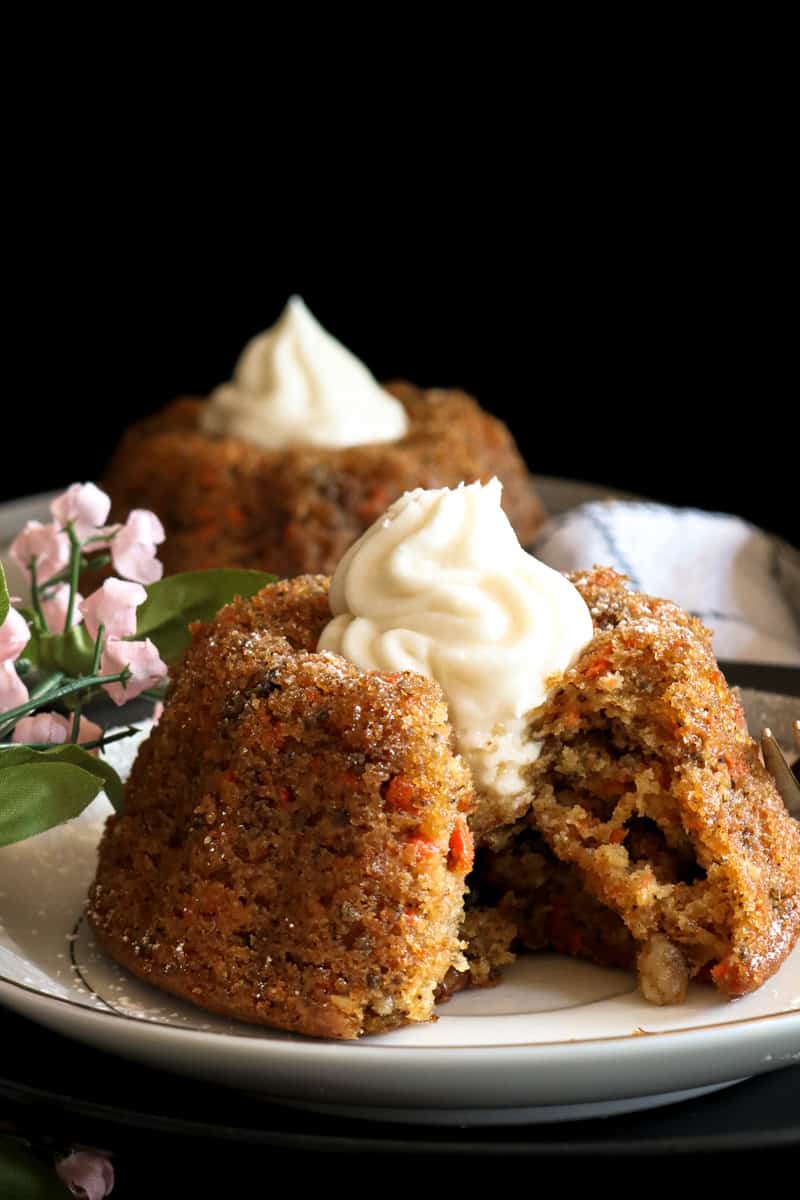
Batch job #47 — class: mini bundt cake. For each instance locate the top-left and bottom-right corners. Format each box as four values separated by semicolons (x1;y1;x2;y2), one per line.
105;385;543;578
88;569;800;1037
88;578;475;1039
104;297;544;576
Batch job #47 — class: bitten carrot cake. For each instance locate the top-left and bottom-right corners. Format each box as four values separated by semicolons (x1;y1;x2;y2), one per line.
87;483;800;1038
103;297;544;577
468;566;800;1002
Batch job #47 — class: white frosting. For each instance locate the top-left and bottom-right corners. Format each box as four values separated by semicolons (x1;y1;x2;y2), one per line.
200;296;409;450
318;479;594;808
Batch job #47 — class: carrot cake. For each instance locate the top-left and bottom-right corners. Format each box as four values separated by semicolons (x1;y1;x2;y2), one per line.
469;566;800;1002
87;482;800;1037
103;297;544;577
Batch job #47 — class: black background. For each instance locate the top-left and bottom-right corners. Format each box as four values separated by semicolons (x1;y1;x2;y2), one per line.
0;81;798;1192
3;162;796;546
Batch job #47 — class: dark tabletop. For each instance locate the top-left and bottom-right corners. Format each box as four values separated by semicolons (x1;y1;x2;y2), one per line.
1;1005;799;1179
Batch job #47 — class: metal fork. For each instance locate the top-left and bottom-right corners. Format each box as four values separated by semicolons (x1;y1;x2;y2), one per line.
761;720;800;817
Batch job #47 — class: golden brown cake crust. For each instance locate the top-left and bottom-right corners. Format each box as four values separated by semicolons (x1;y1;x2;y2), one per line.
88;569;800;1031
523;567;800;999
103;383;544;577
88;577;475;1039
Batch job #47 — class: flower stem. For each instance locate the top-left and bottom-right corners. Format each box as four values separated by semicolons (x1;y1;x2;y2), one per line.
28;671;66;705
27;560;47;632
0;668;130;739
63;524;82;632
2;672;69;736
83;530;118;546
70;623;104;742
40;552;111;590
78;725;139;751
18;725;139;753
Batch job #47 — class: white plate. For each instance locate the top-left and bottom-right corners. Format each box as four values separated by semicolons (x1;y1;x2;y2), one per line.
1;490;799;1126
1;726;799;1127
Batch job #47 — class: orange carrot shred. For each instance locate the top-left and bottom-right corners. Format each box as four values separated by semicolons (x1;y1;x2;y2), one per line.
448;815;474;873
384;776;418;813
406;833;439;859
584;656;613;679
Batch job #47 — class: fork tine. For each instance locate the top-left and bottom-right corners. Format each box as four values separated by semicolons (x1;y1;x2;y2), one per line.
794;719;800;753
761;728;800;817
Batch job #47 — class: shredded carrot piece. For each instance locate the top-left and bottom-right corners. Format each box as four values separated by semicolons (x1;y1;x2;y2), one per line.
405;833;439;859
711;958;735;984
584;656;613;679
384;776;418;813
723;750;748;782
448;816;474;873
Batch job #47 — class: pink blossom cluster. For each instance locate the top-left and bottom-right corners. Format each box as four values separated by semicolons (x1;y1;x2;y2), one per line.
1;483;168;746
11;482;166;593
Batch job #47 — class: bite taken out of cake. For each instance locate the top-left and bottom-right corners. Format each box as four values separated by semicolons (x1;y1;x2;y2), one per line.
87;482;800;1038
103;297;544;578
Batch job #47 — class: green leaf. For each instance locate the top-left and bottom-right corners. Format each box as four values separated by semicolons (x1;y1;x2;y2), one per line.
0;1136;65;1200
22;623;96;676
0;761;104;846
136;568;277;664
0;744;124;847
45;742;125;811
0;560;9;626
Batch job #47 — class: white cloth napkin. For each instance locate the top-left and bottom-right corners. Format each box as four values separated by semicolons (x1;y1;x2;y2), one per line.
534;500;800;666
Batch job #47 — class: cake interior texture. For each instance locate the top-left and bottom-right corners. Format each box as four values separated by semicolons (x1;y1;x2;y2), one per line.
87;571;800;1038
103;383;545;578
467;568;800;1004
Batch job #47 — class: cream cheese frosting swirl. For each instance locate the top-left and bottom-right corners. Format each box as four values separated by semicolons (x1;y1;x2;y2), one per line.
318;479;594;812
200;296;409;450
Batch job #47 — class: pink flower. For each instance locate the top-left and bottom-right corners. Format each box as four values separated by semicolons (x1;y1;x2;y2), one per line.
9;520;70;583
12;712;69;744
0;606;30;663
101;636;167;705
50;483;112;540
11;712;103;749
0;609;30;713
0;660;28;710
56;1149;115;1199
152;700;164;725
110;509;165;584
41;582;84;633
79;578;147;641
